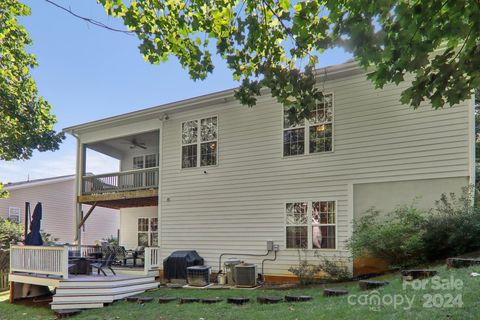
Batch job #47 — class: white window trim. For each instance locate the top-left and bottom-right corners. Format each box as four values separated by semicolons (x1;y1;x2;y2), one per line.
137;217;158;247
8;207;21;223
180;115;219;169
133;154;158;169
282;92;335;158
284;200;338;251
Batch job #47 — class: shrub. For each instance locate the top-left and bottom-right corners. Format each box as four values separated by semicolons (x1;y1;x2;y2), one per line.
102;235;119;246
288;250;323;285
348;206;427;268
41;230;59;244
422;187;480;261
288;250;351;285
0;218;23;248
313;253;351;281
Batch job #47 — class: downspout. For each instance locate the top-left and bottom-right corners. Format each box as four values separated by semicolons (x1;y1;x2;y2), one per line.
157;118;164;249
469;92;477;205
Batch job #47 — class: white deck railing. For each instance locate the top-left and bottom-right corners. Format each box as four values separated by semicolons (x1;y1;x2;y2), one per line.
10;245;69;279
144;247;161;271
82;167;159;195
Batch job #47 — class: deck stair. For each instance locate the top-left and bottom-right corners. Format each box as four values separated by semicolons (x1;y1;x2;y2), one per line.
50;274;158;311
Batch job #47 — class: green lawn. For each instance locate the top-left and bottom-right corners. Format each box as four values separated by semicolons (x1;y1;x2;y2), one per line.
1;265;479;320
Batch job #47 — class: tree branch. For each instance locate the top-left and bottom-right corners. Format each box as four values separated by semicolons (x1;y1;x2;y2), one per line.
44;0;134;35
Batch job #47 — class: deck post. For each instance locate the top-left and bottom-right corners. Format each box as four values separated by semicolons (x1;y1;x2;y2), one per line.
62;246;69;279
144;249;151;274
74;140;86;245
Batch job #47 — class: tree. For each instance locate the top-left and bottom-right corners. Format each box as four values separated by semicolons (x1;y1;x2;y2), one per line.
98;0;479;118
0;0;64;197
0;218;23;248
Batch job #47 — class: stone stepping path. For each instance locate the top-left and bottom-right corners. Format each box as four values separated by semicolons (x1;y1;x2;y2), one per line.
166;284;184;289
125;297;139;303
201;298;224;304
323;288;348;297
227;297;250;305
284;295;312;302
180;297;200;304
401;269;437;280
158;296;178;304
446;257;480;269
256;296;283;304
359;280;389;291
55;309;82;318
137;297;154;304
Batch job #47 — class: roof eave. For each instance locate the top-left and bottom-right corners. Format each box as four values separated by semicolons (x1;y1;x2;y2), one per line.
63;60;362;135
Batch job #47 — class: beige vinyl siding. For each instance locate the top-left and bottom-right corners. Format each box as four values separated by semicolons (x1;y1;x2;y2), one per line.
0;179;119;244
119;207;157;249
353;177;469;218
68;65;471;276
156;70;470;275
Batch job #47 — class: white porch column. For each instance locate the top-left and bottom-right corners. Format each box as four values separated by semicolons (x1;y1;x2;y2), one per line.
75;139;86;245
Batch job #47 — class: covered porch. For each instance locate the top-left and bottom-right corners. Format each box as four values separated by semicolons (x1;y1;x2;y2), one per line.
74;130;161;252
77;130;160;210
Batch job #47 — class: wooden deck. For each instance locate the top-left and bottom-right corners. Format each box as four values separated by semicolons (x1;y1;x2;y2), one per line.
10;272;159;311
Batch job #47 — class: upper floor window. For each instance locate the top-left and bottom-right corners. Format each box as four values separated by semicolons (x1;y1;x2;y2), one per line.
132;154;158;187
133;154;158;169
283;93;333;156
286;201;336;249
8;207;21;223
182;116;218;168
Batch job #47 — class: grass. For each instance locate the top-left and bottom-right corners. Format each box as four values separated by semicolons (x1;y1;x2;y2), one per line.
1;265;479;320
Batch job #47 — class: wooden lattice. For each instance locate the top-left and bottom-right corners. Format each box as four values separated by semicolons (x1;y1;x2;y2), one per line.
0;250;9;291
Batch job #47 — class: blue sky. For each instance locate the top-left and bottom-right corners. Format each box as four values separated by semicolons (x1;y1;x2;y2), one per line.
0;0;351;183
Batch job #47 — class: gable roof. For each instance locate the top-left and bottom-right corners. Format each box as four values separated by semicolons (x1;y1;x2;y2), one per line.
4;175;75;191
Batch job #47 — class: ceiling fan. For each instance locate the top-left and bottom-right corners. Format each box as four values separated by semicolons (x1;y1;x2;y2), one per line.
121;138;147;149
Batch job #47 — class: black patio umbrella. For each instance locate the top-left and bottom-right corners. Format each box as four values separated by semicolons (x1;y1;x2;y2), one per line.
25;202;43;245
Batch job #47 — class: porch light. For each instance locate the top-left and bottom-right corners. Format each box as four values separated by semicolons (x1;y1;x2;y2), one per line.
316;124;325;132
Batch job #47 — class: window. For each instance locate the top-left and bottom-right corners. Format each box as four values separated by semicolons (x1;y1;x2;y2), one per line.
132;154;158;187
182;116;218;168
133;156;144;169
283;93;333;156
133;154;157;169
8;207;21;223
286;201;336;249
137;217;158;247
150;218;158;247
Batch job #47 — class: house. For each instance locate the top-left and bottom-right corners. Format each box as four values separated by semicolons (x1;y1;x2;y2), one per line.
0;175;119;245
60;60;474;281
59;60;475;280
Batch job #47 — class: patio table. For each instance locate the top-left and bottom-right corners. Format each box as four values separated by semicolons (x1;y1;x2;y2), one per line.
68;257;92;275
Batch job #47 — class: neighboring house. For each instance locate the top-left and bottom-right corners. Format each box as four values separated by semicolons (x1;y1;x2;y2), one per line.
0;175;119;244
63;60;475;279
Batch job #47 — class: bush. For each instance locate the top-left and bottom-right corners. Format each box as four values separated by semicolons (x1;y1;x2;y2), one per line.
348;206;427;268
349;186;480;269
288;250;322;285
288;250;351;285
422;187;480;260
41;230;59;244
102;235;119;246
0;218;23;248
